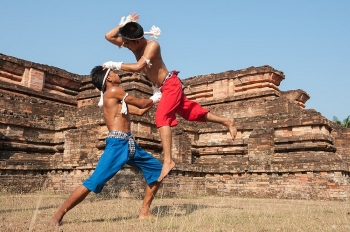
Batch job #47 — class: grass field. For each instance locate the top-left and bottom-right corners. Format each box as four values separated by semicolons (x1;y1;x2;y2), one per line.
1;192;350;232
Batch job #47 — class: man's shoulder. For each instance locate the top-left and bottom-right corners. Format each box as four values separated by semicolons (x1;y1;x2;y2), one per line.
105;86;124;98
107;86;123;92
146;39;160;47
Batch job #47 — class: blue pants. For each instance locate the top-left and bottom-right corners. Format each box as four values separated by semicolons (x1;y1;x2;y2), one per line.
83;136;162;193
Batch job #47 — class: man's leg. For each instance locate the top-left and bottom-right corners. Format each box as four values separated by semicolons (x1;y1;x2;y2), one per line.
158;126;176;181
177;94;237;140
49;185;91;226
205;112;237;140
138;181;161;219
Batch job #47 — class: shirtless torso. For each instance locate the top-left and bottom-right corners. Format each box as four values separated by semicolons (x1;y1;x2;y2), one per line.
102;70;154;133
105;24;168;86
126;39;169;87
103;89;131;133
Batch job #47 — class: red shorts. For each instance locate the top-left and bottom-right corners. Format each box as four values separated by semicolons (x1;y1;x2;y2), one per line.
155;72;209;127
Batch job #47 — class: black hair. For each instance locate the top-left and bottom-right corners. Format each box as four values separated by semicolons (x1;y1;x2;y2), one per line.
90;66;108;92
119;22;144;40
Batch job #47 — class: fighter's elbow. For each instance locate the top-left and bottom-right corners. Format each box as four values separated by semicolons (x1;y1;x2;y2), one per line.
105;34;112;41
132;64;144;72
140;101;153;110
138;110;147;116
134;106;149;116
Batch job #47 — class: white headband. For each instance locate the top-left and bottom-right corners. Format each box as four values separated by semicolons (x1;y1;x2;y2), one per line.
119;25;161;41
98;68;110;107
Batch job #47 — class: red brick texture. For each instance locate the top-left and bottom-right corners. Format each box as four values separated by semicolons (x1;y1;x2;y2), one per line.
1;53;349;200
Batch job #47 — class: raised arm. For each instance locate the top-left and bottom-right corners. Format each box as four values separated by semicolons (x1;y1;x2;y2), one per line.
105;24;124;47
105;13;139;48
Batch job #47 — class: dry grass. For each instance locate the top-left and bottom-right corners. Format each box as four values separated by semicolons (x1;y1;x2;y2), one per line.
1;191;350;232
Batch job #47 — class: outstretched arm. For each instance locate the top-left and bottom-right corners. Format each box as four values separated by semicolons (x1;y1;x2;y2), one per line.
103;41;160;73
104;85;153;110
128;104;153;116
124;94;154;109
124;87;161;111
123;41;159;72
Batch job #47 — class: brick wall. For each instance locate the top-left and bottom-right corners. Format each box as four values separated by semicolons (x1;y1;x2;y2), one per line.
1;53;349;200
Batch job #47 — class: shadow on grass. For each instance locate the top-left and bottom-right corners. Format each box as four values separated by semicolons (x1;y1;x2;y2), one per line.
60;204;216;225
152;203;244;217
0;196;120;215
61;215;137;225
60;203;244;225
0;205;58;214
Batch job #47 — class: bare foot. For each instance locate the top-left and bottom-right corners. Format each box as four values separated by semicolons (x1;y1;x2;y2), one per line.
225;119;237;140
158;160;175;182
138;212;157;219
48;215;62;227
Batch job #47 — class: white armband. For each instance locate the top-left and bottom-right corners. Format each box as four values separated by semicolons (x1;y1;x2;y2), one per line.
120;93;128;114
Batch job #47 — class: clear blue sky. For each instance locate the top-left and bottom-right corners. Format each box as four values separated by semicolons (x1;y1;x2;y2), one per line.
1;0;349;121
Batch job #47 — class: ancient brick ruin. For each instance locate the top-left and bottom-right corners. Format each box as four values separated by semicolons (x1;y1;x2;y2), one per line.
1;53;349;200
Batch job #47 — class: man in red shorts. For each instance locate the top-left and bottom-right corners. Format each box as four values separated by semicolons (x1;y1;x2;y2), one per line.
104;13;237;182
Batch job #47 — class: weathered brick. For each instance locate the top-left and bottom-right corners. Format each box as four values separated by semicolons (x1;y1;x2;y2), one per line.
0;54;349;200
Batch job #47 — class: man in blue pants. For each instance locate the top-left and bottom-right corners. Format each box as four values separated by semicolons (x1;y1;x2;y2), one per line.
49;65;163;226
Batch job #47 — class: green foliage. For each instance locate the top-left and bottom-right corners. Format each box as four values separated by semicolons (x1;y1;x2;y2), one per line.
332;115;350;128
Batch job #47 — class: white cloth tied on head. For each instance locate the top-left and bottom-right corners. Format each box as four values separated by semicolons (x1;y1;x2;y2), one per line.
119;14;161;39
144;26;161;39
98;69;111;107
